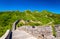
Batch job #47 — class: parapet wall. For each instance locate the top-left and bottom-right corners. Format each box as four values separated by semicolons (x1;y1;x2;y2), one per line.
0;30;11;39
12;20;20;31
0;20;19;39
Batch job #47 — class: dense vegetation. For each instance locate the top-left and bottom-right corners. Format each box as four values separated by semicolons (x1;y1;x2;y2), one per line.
0;10;60;37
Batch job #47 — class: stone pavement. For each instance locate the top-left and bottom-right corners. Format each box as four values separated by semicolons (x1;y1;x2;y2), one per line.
18;26;56;39
12;26;60;39
12;29;37;39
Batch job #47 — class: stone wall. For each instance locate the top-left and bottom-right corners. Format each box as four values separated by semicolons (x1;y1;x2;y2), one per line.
0;19;19;39
0;30;11;39
18;26;56;39
12;20;20;31
18;25;60;39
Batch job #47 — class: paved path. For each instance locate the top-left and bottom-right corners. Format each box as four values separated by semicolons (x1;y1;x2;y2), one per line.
12;29;37;39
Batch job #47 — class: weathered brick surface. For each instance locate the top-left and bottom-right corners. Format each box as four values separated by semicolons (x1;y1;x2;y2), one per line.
12;25;60;39
18;26;55;39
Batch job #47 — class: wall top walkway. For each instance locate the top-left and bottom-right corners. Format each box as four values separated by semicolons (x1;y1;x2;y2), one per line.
12;20;20;31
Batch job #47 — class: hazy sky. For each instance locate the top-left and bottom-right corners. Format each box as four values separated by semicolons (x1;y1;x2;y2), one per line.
0;0;60;14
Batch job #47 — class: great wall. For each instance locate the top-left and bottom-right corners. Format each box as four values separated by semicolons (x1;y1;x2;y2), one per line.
0;20;60;39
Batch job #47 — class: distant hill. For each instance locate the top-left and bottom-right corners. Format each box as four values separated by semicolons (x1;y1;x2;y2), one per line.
0;10;60;37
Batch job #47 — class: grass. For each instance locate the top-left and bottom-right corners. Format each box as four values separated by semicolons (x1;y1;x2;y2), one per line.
0;10;60;37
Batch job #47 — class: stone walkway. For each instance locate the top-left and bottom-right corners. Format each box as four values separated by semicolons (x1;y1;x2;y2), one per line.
12;29;37;39
12;26;58;39
17;26;56;39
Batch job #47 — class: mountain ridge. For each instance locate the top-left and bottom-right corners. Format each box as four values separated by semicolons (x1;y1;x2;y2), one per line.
0;10;60;37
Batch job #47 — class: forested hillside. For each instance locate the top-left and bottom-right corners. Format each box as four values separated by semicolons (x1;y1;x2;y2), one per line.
0;10;60;37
